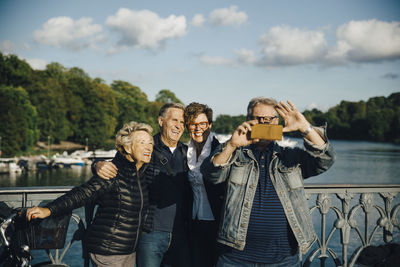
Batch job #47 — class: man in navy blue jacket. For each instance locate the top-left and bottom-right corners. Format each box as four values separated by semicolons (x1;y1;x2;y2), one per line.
95;103;192;267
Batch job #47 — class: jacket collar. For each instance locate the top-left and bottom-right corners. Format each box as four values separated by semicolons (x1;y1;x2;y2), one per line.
243;141;282;161
153;132;184;152
112;151;148;174
187;132;215;171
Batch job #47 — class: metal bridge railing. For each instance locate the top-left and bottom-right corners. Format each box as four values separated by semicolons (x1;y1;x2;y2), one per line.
303;184;400;267
1;184;399;267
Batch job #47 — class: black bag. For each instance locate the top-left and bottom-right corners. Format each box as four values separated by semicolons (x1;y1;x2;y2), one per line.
12;212;71;250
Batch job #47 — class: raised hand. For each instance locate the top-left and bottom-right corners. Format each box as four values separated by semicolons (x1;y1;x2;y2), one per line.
276;100;325;146
213;120;259;165
228;120;259;148
275;100;310;133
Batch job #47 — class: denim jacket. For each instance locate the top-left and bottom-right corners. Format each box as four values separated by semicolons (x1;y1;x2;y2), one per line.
201;126;336;254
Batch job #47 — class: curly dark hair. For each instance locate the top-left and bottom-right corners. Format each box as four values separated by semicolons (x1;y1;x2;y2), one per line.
184;102;213;125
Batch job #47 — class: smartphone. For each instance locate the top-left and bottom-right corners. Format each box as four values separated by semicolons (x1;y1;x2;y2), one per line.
250;124;283;140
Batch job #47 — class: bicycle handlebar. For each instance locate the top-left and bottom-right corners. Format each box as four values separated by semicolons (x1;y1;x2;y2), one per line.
0;212;17;247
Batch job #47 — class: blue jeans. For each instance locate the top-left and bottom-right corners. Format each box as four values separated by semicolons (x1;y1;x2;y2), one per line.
216;252;301;267
136;230;172;267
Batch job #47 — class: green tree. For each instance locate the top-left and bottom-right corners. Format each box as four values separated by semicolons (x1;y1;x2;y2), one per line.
63;68;117;147
0;85;39;156
386;93;400;143
146;101;164;131
0;52;33;88
213;114;246;134
112;80;150;130
92;80;118;138
155;89;183;104
28;78;71;142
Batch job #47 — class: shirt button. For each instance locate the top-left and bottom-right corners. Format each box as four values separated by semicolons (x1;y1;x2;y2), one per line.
261;165;265;168
261;156;264;159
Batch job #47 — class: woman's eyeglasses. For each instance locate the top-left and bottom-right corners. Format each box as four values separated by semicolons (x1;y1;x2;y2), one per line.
187;121;209;130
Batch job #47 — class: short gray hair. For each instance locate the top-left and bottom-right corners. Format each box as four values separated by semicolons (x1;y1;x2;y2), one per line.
115;121;153;157
246;97;278;120
158;103;185;118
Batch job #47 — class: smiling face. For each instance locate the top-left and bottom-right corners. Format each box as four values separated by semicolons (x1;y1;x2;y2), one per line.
187;113;212;144
158;107;185;147
124;130;154;169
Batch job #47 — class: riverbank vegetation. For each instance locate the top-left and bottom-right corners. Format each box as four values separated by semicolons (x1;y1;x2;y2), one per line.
1;52;399;156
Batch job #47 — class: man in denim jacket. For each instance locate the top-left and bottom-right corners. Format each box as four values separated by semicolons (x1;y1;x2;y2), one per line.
201;97;336;266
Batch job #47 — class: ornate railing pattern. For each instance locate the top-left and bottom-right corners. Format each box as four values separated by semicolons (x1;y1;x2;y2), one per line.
1;184;399;266
304;184;400;267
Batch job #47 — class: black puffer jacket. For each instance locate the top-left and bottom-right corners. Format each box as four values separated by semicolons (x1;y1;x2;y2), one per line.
46;152;152;255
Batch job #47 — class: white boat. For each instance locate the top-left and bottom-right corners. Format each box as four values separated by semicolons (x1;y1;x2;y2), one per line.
70;149;117;160
0;158;23;173
90;149;117;160
70;150;93;159
52;152;85;168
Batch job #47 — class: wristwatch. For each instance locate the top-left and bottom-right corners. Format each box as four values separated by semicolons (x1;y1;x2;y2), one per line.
301;124;313;137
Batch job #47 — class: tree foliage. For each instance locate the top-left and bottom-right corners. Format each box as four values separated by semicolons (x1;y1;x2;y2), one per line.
0;52;180;155
155;89;183;104
213;115;246;134
1;52;398;156
0;85;39;156
304;93;400;143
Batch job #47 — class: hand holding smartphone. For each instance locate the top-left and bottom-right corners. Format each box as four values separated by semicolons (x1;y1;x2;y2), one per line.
250;124;283;140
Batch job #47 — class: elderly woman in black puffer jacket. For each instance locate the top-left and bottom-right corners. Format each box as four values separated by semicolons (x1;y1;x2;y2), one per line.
26;121;155;267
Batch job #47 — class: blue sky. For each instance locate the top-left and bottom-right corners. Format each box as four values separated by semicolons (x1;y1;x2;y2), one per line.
1;0;399;117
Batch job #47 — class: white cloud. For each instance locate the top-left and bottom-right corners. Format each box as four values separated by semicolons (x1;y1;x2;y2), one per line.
235;49;256;64
198;19;400;68
106;8;187;51
33;16;103;51
200;55;234;65
209;6;247;26
0;40;17;54
191;14;205;27
25;58;48;70
258;25;328;66
199;26;327;67
106;45;129;55
328;19;400;62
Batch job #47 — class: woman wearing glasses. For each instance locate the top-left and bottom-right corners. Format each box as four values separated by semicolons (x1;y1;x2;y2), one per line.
184;102;225;267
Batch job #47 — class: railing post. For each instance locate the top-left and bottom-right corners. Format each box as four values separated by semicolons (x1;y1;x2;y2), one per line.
22;192;27;208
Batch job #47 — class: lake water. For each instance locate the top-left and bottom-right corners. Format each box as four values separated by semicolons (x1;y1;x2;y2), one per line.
306;139;400;184
1;139;399;266
1;139;399;187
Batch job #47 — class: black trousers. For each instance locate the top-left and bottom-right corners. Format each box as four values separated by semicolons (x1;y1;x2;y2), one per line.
190;219;219;267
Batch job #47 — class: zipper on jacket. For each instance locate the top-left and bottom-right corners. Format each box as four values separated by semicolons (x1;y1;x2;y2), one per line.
134;169;144;249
